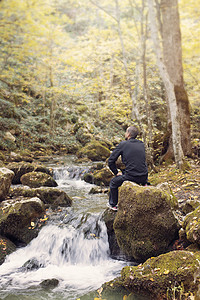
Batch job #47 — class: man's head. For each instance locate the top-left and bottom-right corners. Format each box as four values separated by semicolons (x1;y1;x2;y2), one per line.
125;126;139;140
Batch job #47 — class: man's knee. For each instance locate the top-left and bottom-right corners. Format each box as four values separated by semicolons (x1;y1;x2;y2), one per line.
110;175;124;188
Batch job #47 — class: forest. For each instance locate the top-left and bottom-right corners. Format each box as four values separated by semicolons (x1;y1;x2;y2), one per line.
0;1;200;299
0;0;199;169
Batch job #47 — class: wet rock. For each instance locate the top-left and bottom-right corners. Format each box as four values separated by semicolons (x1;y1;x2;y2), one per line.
40;278;59;289
77;140;110;161
102;209;123;259
102;250;200;300
20;172;57;188
22;257;44;271
0;196;45;245
0;235;16;265
183;206;200;245
114;182;180;262
6;161;52;184
82;173;94;184
0;168;14;201
89;187;108;194
9;186;72;208
93;167;113;186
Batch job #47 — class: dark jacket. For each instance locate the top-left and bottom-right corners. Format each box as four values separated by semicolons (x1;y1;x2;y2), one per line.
108;138;148;178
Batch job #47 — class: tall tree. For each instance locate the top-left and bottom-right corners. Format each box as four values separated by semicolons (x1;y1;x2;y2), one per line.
160;0;191;156
147;0;184;169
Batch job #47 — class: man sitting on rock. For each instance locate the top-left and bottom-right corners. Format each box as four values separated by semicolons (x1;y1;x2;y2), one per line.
107;126;148;211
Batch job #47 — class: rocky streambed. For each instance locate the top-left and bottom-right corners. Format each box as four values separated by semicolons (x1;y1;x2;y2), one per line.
0;155;200;300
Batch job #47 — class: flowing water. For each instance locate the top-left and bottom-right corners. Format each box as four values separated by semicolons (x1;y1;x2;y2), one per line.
0;156;146;300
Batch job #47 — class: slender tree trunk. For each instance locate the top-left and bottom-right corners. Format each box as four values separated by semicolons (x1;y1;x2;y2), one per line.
49;65;55;134
140;0;154;161
160;0;191;156
147;0;184;169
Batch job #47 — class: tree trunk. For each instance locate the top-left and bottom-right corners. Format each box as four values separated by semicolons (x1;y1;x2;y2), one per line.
49;65;55;134
160;0;191;156
147;0;184;169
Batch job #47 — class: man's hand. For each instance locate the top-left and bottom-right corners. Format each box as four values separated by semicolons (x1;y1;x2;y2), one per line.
117;171;122;176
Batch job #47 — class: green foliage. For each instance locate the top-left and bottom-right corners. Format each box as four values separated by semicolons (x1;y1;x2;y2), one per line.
0;99;21;120
0;0;198;156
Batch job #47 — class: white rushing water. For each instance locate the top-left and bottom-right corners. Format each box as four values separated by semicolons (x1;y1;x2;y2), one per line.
0;157;129;300
0;220;125;299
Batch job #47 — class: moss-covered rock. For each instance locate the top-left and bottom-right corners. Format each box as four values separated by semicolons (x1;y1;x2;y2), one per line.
0;151;6;162
156;182;178;210
93;167;114;186
0;168;14;201
77;140;110;161
0;235;16;265
0;197;45;245
8;151;33;163
9;186;72;208
6;161;52;184
82;172;94;184
114;182;180;262
183;207;200;245
20;172;57;188
117;250;200;300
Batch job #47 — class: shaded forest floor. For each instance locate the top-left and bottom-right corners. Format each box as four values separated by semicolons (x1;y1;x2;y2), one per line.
149;159;200;203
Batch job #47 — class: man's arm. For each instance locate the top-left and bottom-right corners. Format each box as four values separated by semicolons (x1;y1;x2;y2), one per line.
108;143;123;175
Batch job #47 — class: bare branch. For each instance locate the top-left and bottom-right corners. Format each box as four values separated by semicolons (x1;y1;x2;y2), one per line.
89;0;118;22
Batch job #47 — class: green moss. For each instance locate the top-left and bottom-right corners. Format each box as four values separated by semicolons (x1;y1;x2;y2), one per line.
114;183;179;261
93;167;113;186
183;207;200;245
0;151;6;161
20;172;57;188
120;250;200;299
77;140;110;161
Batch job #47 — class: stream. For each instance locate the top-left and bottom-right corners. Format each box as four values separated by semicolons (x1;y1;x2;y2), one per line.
0;156;147;300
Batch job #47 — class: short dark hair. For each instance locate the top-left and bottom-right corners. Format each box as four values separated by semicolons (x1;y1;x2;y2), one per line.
127;126;139;138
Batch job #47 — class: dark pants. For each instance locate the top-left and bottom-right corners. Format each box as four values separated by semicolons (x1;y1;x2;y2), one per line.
109;174;148;207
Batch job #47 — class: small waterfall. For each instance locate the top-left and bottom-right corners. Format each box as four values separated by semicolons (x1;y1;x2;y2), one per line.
0;212;124;300
53;166;90;181
0;158;130;300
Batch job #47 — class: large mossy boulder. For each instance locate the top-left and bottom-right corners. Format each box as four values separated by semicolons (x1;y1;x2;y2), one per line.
20;172;57;188
113;182;180;262
93;167;114;186
0;168;14;201
77;140;110;161
0;235;16;265
6;161;52;184
9;186;72;208
0;197;45;245
183;206;200;245
101;250;200;300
